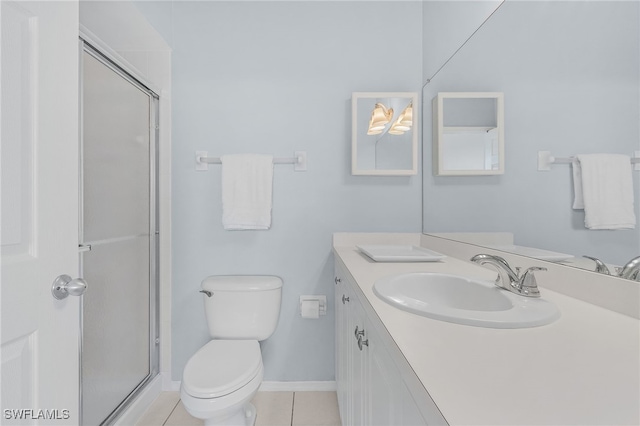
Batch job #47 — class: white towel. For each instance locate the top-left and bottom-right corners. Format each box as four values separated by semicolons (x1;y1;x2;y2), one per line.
221;154;274;230
571;159;584;209
573;154;636;230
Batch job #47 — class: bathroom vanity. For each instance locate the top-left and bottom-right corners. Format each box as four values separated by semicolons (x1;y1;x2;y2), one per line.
333;233;639;425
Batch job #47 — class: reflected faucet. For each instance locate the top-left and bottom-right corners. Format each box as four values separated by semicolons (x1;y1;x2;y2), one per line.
470;254;546;298
583;256;611;275
619;256;640;281
583;255;640;281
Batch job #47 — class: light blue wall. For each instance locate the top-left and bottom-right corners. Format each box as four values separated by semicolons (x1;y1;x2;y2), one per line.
132;1;173;46
422;0;503;82
168;1;423;381
131;0;640;383
422;1;640;265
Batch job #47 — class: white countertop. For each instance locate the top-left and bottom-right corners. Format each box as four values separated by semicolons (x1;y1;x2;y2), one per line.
334;243;640;425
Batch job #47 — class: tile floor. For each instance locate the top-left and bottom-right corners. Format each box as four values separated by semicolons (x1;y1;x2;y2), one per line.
135;391;341;426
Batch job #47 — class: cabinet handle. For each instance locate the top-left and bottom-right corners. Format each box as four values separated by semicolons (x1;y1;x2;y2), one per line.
342;295;350;304
354;326;365;340
335;277;341;285
358;335;369;351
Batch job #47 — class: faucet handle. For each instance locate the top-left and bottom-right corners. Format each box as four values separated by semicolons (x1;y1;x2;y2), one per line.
518;267;546;297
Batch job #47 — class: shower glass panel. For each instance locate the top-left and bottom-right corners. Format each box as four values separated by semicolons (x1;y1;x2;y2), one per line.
81;47;158;425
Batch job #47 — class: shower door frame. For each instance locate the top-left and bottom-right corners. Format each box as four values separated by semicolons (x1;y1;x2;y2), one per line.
78;39;160;426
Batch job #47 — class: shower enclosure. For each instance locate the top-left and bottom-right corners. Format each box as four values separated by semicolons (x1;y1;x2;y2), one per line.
80;41;159;425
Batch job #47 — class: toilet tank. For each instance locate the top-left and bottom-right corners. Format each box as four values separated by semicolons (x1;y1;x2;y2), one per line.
201;275;282;340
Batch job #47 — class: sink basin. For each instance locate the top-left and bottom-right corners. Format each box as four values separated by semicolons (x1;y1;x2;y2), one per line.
373;272;560;328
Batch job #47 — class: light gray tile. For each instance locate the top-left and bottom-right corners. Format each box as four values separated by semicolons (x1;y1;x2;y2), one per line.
163;401;204;426
292;392;341;426
252;391;294;426
135;392;180;426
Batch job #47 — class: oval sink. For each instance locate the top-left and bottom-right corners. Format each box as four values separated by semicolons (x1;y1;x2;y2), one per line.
373;272;560;328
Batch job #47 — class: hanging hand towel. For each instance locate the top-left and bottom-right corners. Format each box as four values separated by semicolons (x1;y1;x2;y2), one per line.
575;154;636;230
221;154;274;230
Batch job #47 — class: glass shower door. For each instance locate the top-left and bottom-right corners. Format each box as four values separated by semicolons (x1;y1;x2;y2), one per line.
80;46;158;425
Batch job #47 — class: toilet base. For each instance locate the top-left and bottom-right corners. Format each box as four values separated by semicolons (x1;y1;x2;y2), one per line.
203;402;256;426
180;365;263;426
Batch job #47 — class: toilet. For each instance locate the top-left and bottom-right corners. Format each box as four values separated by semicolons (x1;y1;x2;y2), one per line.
180;275;283;426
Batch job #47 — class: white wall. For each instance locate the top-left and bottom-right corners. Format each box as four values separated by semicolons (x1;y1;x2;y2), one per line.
422;1;640;265
168;1;423;382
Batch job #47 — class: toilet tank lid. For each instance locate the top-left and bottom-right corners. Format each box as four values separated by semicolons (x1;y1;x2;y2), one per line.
202;275;283;292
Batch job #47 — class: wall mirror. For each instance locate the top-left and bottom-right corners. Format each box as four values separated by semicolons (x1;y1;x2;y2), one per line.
352;92;418;176
421;1;640;280
432;92;504;176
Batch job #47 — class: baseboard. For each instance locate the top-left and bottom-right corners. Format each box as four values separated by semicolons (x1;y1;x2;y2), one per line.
169;379;181;392
163;372;180;391
259;381;337;392
112;375;162;426
167;380;336;393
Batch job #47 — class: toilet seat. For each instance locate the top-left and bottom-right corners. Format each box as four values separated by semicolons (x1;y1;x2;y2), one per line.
182;340;262;399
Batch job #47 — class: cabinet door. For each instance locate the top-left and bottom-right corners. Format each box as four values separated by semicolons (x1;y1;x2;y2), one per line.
335;263;434;426
335;271;351;425
350;293;368;426
367;329;403;425
336;268;367;425
401;383;428;426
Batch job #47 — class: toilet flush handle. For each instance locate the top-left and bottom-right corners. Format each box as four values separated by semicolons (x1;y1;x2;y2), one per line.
199;290;212;297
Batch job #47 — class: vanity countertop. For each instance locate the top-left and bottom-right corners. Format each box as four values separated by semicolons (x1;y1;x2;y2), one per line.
333;242;640;425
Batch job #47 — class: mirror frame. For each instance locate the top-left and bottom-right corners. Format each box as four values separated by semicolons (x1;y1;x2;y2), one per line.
351;92;419;176
433;92;505;176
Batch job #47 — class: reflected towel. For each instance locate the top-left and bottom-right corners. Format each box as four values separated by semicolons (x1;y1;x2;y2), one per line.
221;154;273;230
574;154;636;230
571;159;584;209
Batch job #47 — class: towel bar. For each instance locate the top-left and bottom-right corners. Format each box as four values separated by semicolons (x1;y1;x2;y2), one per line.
538;150;640;171
195;151;307;172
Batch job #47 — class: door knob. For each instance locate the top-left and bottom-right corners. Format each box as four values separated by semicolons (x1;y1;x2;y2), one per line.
52;275;87;300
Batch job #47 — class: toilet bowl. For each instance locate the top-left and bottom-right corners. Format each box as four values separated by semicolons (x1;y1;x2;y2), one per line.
181;340;263;426
180;276;282;426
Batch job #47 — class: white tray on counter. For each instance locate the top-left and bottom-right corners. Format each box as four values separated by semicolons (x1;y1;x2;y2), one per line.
486;245;574;262
357;245;447;262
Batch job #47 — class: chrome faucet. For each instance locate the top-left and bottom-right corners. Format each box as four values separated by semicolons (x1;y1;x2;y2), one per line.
583;255;640;281
582;255;611;275
619;256;640;281
470;254;546;298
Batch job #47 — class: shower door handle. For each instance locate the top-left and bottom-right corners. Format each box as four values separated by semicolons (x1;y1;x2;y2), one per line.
51;274;87;300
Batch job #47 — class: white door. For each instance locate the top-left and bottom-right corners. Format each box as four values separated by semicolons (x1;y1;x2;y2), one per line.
1;1;80;424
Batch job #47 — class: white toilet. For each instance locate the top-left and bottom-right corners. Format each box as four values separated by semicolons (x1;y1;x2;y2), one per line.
180;275;283;426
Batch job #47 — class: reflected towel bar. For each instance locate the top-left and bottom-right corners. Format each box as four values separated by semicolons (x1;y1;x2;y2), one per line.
195;151;307;172
538;150;640;171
